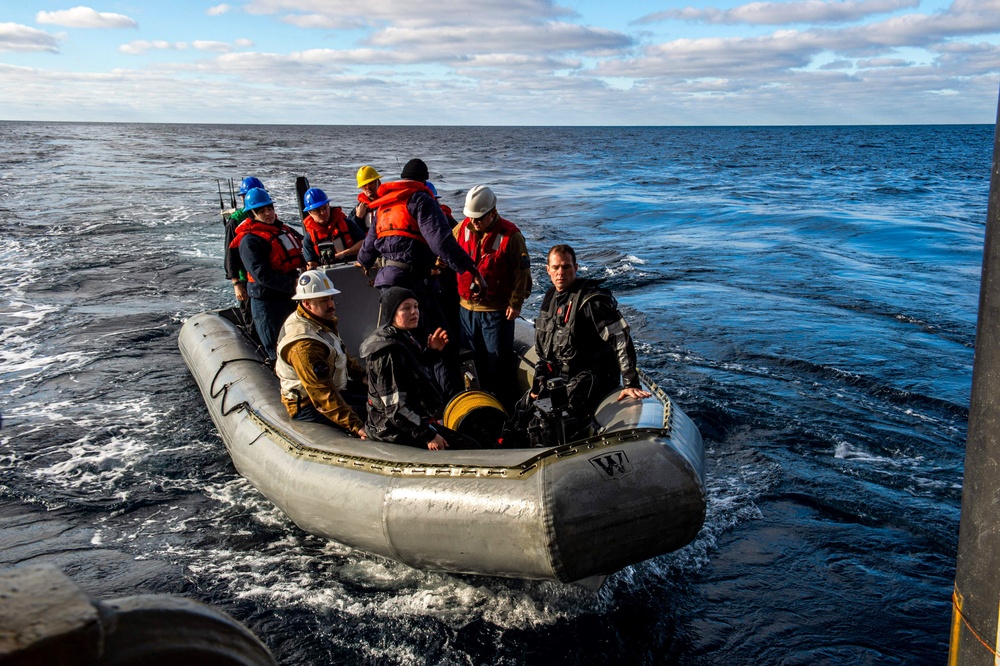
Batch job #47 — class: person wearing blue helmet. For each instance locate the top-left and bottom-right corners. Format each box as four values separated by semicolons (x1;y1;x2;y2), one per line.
230;187;307;361
223;176;266;305
424;181;458;226
301;187;365;268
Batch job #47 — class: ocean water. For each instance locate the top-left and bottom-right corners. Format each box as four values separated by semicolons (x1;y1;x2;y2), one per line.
0;122;991;664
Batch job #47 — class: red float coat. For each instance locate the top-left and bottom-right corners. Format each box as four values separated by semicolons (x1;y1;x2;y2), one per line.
303;207;357;250
455;216;520;305
230;219;305;283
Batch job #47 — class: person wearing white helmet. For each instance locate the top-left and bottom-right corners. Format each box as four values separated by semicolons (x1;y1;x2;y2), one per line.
275;270;368;438
453;185;532;404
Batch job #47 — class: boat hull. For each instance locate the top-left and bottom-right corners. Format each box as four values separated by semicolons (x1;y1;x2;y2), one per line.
179;265;706;582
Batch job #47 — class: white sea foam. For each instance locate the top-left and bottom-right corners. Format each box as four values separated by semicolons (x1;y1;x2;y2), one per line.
111;474;607;630
602;261;637;278
833;439;924;468
0;394;206;500
124;441;742;633
2;349;90;376
0;302;59;340
30;431;147;492
656;430;785;576
1;298;92;401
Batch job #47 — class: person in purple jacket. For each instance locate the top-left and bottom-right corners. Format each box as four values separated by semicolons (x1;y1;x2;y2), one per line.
357;158;484;397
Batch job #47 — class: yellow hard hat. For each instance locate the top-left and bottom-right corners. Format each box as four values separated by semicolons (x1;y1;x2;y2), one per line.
356;165;382;188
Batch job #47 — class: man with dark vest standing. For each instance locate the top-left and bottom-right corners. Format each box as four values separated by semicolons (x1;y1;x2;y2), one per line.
231;187;306;361
453;185;531;404
357;158;484;397
517;244;651;446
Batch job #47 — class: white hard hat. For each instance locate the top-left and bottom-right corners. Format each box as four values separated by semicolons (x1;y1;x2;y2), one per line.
293;270;341;300
463;184;497;219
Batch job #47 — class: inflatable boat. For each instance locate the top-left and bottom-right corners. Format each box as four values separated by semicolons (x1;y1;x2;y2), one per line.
178;263;706;584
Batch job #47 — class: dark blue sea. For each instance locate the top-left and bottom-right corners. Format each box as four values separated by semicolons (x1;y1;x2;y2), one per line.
0;122;992;664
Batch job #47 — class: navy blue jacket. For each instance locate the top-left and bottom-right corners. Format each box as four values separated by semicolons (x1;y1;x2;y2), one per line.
238;222;302;300
357;188;475;290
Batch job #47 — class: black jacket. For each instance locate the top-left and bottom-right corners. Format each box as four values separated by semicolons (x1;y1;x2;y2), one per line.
360;324;446;446
533;278;641;394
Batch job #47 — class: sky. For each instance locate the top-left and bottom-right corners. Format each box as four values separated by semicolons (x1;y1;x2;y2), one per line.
1;0;999;125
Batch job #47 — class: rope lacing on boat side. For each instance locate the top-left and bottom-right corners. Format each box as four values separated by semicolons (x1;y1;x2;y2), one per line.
216;356;675;479
242;408;673;480
637;368;673;432
209;357;268;417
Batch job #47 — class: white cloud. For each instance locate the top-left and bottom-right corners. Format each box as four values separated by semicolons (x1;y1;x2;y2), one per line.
933;40;1000;75
210;1;631;86
281;13;355;29
207;4;232;16
369;23;631;56
194;50;346;81
819;59;855;69
639;0;920;26
120;39;252;56
458;53;582;71
0;53;994;125
36;6;138;29
598;0;1000;82
0;23;59;53
203;47;421;70
856;57;910;67
594;32;818;79
119;40;188;55
192;41;235;53
846;3;1000;47
244;0;575;28
2;0;997;125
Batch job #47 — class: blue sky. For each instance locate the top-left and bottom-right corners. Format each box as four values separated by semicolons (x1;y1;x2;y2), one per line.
1;0;998;124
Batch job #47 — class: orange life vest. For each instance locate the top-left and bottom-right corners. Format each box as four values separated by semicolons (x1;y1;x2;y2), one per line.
369;181;432;245
455;216;519;303
303;207;356;249
230;219;306;283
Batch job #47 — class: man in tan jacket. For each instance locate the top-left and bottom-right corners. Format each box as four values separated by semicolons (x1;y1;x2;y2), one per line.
275;270;367;438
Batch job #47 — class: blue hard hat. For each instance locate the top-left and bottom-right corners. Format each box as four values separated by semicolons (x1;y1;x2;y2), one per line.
244;187;274;212
239;176;265;196
303;188;330;212
425;181;439;198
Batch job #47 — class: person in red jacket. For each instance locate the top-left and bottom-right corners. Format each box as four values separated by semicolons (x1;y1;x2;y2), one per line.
453;185;532;404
